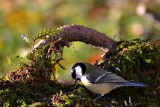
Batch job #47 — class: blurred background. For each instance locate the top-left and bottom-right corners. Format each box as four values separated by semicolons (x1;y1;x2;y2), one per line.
0;0;160;83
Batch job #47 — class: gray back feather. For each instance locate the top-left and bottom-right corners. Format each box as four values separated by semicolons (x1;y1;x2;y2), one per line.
85;63;128;84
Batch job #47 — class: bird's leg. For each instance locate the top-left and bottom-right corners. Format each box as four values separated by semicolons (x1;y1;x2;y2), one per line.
93;94;104;104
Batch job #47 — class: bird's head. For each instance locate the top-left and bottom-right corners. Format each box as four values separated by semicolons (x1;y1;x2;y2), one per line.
71;62;86;83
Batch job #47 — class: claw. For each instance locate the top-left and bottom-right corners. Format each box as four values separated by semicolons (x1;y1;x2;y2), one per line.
124;96;133;107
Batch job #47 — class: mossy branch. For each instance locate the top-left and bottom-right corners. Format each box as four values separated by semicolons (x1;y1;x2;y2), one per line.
33;24;121;52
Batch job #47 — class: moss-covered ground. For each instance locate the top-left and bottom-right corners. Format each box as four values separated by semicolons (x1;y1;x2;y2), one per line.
0;28;160;107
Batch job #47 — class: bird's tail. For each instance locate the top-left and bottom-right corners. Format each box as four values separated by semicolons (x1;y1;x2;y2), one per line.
120;82;147;87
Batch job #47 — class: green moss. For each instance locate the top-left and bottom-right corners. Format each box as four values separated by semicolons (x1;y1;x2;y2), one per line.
0;82;42;106
0;27;88;107
1;28;160;106
52;92;77;107
99;39;160;106
102;39;160;80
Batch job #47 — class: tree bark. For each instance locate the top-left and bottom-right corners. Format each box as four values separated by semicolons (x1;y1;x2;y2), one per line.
33;24;120;52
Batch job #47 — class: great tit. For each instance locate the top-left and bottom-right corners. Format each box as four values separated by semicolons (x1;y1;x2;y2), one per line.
71;62;146;103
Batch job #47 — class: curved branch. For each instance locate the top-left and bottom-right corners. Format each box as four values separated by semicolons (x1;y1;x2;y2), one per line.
33;24;120;52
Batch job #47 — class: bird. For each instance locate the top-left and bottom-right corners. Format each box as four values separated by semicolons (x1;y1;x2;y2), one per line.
71;62;147;103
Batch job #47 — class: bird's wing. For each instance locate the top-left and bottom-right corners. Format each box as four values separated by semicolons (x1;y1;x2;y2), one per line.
96;71;128;83
86;68;128;84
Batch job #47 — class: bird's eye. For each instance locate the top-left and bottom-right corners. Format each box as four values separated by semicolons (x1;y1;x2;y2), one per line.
71;69;76;79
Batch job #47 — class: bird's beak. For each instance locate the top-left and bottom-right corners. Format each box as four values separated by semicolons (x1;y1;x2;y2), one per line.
73;80;77;84
72;79;77;84
73;79;81;84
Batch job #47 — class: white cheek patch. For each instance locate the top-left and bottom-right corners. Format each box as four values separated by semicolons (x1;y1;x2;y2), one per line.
75;66;83;79
71;69;73;73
